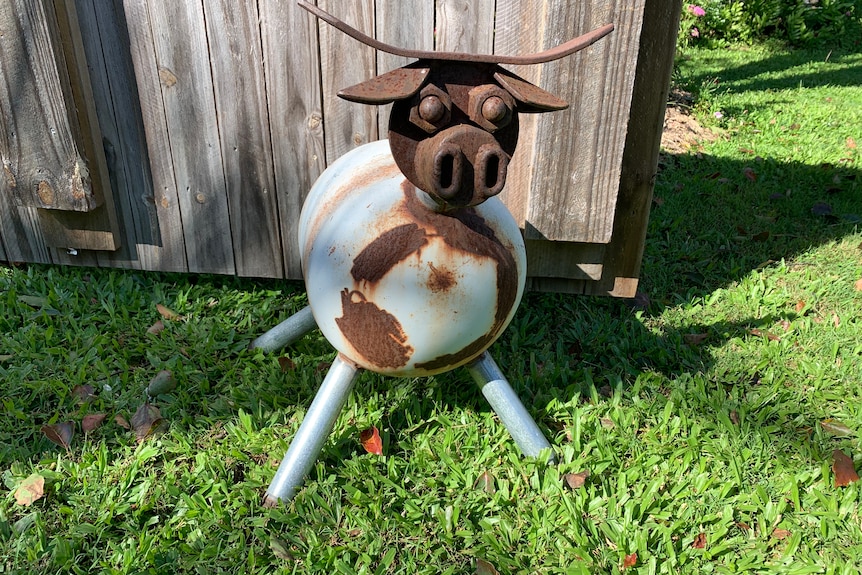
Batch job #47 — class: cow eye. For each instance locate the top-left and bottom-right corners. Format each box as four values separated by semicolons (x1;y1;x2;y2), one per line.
481;96;509;124
419;95;446;123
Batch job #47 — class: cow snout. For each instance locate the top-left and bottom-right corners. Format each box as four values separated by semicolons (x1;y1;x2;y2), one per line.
416;127;511;208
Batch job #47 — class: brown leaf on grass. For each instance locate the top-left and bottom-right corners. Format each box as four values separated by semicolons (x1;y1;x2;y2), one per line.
130;403;165;442
622;553;638;569
795;300;807;313
771;528;792;540
146;320;165;335
115;414;131;430
278;356;295;372
821;419;853;437
749;328;780;341
41;422;74;450
156;303;179;320
684;333;709;346
14;474;45;506
743;167;757;182
692;533;706;549
729;410;740;425
600;417;616;429
736;522;750;531
833;313;841;328
82;414;107;433
72;384;96;404
269;534;294;561
751;231;770;242
833;450;860;487
359;426;383;455
848;137;857;149
563;469;591;489
474;470;496;494
475;558;500;575
855;278;862;291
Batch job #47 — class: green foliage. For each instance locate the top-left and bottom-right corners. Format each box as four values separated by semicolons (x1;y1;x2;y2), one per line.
678;0;862;48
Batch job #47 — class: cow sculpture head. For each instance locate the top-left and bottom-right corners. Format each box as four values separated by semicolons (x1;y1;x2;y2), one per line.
300;1;614;210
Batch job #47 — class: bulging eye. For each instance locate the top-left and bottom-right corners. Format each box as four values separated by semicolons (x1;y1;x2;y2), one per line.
481;96;509;124
419;95;445;123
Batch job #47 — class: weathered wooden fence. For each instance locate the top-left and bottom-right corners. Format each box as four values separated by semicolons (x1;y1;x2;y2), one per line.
0;0;681;296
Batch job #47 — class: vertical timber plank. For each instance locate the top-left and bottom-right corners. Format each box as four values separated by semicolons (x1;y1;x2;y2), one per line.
145;0;235;274
318;0;377;164
434;0;496;54
260;0;325;279
584;0;682;297
374;0;434;135
205;0;282;278
523;0;646;243
123;0;188;272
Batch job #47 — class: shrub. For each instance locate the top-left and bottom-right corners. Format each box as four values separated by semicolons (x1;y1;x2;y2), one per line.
678;0;862;48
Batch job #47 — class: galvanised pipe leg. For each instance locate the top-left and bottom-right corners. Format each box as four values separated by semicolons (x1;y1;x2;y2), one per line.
264;355;361;506
249;306;317;352
467;352;556;463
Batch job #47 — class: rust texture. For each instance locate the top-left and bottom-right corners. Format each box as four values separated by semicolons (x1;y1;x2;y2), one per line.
426;262;455;293
335;289;414;369
351;223;429;284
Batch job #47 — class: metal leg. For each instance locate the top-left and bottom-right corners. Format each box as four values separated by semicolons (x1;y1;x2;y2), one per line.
467;352;555;463
264;355;361;506
249;306;317;352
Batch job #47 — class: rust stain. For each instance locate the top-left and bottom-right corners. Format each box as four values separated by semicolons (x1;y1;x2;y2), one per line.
36;181;55;206
426;262;455;293
335;289;413;369
351;223;428;283
398;180;519;371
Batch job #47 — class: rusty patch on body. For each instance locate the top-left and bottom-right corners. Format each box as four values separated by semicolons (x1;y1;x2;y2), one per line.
397;180;519;371
335;289;413;369
426;262;456;293
351;223;428;283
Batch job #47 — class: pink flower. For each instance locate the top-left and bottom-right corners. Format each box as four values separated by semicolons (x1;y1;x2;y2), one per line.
688;5;706;16
690;26;700;38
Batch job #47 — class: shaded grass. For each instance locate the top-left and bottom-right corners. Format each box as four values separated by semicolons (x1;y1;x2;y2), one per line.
1;44;862;574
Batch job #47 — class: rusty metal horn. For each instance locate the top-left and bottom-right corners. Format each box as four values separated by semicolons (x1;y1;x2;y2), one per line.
298;0;614;65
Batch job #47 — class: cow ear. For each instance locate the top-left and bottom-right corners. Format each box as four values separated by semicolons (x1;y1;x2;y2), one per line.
338;66;431;104
493;69;568;112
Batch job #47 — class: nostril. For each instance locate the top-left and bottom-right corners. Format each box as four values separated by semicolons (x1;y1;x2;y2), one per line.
484;154;499;189
439;153;454;190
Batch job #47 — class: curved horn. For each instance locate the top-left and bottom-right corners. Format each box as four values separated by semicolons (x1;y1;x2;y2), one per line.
298;1;613;65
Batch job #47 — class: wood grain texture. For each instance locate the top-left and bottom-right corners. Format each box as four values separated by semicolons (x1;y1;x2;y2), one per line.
205;0;282;278
434;0;495;54
0;0;102;213
583;0;682;297
123;0;188;272
523;0;645;244
374;0;434;135
260;0;325;279
146;0;235;274
318;0;377;164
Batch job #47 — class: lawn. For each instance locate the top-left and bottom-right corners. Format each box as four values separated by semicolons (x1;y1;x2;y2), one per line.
1;44;861;574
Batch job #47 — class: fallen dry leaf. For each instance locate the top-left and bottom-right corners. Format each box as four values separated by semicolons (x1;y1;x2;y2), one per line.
14;473;45;506
821;419;853;437
475;559;500;575
156;303;179;320
600;417;616;429
146;320;165;335
749;328;780;341
359;426;383;456
730;410;740;425
278;356;296;372
847;137;857;150
833;313;841;328
474;470;496;494
855;278;862;292
684;333;709;346
771;528;792;540
115;414;131;430
72;384;96;404
736;522;750;531
563;469;591;489
622;553;638;569
41;422;74;450
130;403;165;442
751;231;770;242
82;413;107;433
692;532;706;549
833;450;859;487
795;300;806;313
743;167;757;182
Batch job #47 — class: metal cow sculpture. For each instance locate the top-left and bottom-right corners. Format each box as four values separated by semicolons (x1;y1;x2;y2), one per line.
254;1;614;505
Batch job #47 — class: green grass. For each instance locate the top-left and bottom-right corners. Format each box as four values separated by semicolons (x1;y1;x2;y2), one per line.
2;44;862;574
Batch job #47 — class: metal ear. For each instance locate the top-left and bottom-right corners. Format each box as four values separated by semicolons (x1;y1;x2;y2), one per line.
493;69;568;112
338;67;431;105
